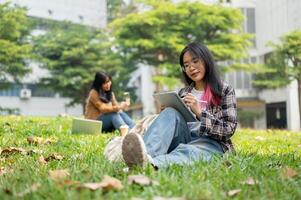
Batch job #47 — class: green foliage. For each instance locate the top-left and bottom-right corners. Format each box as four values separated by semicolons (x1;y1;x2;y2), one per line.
111;0;252;87
0;116;300;199
237;108;263;128
0;3;32;87
33;22;123;110
253;29;301;89
152;75;182;90
253;52;291;89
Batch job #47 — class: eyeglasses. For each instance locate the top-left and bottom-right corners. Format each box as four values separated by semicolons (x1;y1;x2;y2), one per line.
181;58;203;72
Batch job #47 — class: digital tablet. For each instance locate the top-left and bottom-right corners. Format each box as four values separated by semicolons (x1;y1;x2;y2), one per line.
153;91;198;122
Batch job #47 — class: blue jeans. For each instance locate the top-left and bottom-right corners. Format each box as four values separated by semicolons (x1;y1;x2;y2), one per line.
98;112;135;132
143;107;223;168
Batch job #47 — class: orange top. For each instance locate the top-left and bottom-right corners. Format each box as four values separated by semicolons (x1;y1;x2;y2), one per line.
84;89;119;120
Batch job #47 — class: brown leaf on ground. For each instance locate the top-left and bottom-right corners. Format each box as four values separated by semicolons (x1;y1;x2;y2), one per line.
128;175;159;186
223;160;232;167
27;136;55;145
0;167;13;176
3;188;12;195
62;180;80;186
241;177;258;186
78;182;104;191
15;183;41;197
78;175;123;191
49;169;70;181
227;189;241;197
0;147;27;156
45;153;64;161
281;167;298;179
153;197;186;200
38;156;48;165
255;136;266;141
27;149;44;155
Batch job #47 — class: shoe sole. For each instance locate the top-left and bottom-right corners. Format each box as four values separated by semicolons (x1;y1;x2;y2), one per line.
122;133;146;168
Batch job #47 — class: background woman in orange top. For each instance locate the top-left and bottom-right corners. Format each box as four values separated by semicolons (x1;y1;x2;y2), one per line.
85;71;135;135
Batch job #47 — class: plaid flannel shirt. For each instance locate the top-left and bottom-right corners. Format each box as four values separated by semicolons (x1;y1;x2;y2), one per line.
178;82;237;153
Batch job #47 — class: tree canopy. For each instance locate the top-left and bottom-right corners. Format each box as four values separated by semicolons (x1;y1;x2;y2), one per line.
0;3;32;88
110;0;252;88
33;23;123;110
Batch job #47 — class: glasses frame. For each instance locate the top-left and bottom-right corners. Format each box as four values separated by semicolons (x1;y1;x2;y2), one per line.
181;57;204;72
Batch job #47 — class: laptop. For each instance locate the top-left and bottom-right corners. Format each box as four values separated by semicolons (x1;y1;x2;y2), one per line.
71;118;102;134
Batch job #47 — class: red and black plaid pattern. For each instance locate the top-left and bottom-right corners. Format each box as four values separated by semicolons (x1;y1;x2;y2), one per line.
178;82;237;153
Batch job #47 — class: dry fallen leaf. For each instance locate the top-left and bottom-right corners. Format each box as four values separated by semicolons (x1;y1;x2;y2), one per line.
3;188;12;195
0;147;27;156
241;177;258;186
49;169;70;181
15;183;41;197
27;136;55;145
99;175;123;192
0;167;12;176
223;160;232;167
61;180;80;186
38;156;48;165
255;136;266;141
128;175;159;186
78;175;123;191
281;167;298;179
79;182;104;191
27;149;44;155
227;189;241;197
45;153;64;162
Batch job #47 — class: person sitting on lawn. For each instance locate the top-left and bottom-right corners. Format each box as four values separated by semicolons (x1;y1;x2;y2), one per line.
85;71;135;136
122;42;237;168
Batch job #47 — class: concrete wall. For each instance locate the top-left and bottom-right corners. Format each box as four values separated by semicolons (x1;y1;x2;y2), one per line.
129;65;156;116
256;0;301;54
0;96;82;116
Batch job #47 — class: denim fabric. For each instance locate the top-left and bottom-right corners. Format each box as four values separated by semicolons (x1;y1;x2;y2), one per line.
98;111;135;132
143;107;223;168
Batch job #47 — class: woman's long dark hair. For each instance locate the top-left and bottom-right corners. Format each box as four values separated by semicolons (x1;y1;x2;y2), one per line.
91;71;113;103
179;42;222;106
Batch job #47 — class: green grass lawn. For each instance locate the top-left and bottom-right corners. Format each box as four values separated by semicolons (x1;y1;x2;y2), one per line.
0;116;300;200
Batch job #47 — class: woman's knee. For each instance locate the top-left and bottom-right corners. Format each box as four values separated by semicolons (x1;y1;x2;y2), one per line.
109;112;120;119
162;107;181;117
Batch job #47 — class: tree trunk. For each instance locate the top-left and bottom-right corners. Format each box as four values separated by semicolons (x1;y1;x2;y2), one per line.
298;79;301;128
81;87;89;115
82;100;86;115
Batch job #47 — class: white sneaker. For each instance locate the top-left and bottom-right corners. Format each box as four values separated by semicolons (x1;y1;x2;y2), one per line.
122;132;148;168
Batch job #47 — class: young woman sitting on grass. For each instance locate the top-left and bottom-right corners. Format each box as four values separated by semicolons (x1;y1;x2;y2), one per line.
85;71;135;136
122;42;237;168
